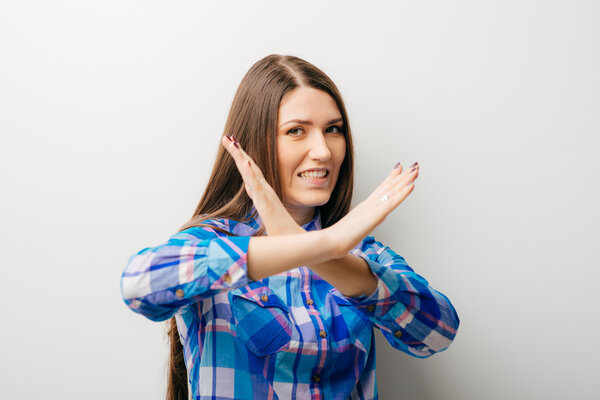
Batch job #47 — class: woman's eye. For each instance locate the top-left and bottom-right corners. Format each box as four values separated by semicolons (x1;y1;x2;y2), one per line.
326;125;344;134
287;128;305;136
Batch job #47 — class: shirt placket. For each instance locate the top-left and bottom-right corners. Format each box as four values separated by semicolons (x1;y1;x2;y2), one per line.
299;266;329;398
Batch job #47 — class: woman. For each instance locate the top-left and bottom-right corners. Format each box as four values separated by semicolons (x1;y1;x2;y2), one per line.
121;54;459;400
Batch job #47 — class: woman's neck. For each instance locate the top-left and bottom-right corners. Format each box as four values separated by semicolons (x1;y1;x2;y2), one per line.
286;206;316;226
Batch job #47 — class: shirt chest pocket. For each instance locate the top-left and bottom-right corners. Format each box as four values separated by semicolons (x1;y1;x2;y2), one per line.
231;287;293;357
330;289;372;354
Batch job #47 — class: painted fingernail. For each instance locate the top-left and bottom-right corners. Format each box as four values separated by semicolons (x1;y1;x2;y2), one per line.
394;162;400;169
410;166;417;172
410;162;418;168
233;142;239;148
225;135;232;141
232;136;238;143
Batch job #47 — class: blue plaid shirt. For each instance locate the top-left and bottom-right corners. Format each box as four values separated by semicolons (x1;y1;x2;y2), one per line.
121;211;459;399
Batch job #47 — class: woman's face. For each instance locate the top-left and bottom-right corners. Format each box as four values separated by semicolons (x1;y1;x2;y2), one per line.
276;86;346;224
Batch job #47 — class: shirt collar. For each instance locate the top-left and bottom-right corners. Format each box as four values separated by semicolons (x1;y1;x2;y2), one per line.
209;206;322;236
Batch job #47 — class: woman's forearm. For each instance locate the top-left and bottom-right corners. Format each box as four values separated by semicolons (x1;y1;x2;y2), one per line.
308;255;378;298
247;229;337;280
247;229;377;298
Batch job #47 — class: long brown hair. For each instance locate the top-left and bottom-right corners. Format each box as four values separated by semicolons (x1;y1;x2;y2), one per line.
166;54;355;400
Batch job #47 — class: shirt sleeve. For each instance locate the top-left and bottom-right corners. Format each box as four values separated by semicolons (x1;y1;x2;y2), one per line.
345;236;460;358
120;226;251;322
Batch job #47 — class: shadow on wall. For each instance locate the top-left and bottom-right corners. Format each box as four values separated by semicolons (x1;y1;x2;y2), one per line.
375;330;435;400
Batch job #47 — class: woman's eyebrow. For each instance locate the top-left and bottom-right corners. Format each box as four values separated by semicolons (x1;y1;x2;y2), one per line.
279;117;343;127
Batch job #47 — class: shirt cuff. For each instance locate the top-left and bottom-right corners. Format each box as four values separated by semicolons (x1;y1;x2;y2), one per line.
344;258;395;313
207;235;251;290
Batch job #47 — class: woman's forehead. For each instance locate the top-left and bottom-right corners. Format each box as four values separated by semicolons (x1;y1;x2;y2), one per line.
278;87;342;126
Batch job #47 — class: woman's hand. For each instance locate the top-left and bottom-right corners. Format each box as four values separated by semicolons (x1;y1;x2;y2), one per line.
328;162;420;257
222;135;303;235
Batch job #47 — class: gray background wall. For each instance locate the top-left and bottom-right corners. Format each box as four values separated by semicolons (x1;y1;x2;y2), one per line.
1;1;598;399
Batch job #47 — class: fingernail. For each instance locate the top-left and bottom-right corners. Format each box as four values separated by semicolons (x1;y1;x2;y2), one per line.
394;162;400;169
225;135;232;141
233;142;239;148
410;166;416;172
232;136;238;143
410;162;418;168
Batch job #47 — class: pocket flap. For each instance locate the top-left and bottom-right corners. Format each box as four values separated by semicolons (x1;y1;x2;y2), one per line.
233;286;289;313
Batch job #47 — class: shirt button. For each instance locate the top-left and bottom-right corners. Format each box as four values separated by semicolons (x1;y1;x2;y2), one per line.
261;294;269;302
367;305;375;312
306;299;314;305
223;273;232;284
319;330;327;338
394;330;403;338
175;289;184;298
312;375;321;383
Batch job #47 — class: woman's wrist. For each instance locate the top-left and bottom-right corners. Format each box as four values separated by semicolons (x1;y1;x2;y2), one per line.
321;225;348;260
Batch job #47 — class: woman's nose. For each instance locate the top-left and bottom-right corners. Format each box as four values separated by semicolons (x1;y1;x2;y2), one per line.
307;131;332;161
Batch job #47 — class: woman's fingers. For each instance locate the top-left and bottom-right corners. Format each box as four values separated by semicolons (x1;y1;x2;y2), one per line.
392;163;418;188
222;135;252;169
385;164;418;204
370;162;419;203
386;184;415;213
221;135;264;194
377;162;404;189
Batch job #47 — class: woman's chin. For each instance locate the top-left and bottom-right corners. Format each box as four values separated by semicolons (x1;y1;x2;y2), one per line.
284;193;332;208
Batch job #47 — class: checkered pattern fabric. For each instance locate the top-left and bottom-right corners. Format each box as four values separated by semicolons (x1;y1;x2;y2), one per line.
121;211;459;399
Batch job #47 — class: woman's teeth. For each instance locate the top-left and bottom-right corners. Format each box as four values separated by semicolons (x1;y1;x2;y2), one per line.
299;170;327;179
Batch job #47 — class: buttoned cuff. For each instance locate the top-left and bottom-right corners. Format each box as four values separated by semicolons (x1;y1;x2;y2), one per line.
207;235;251;290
